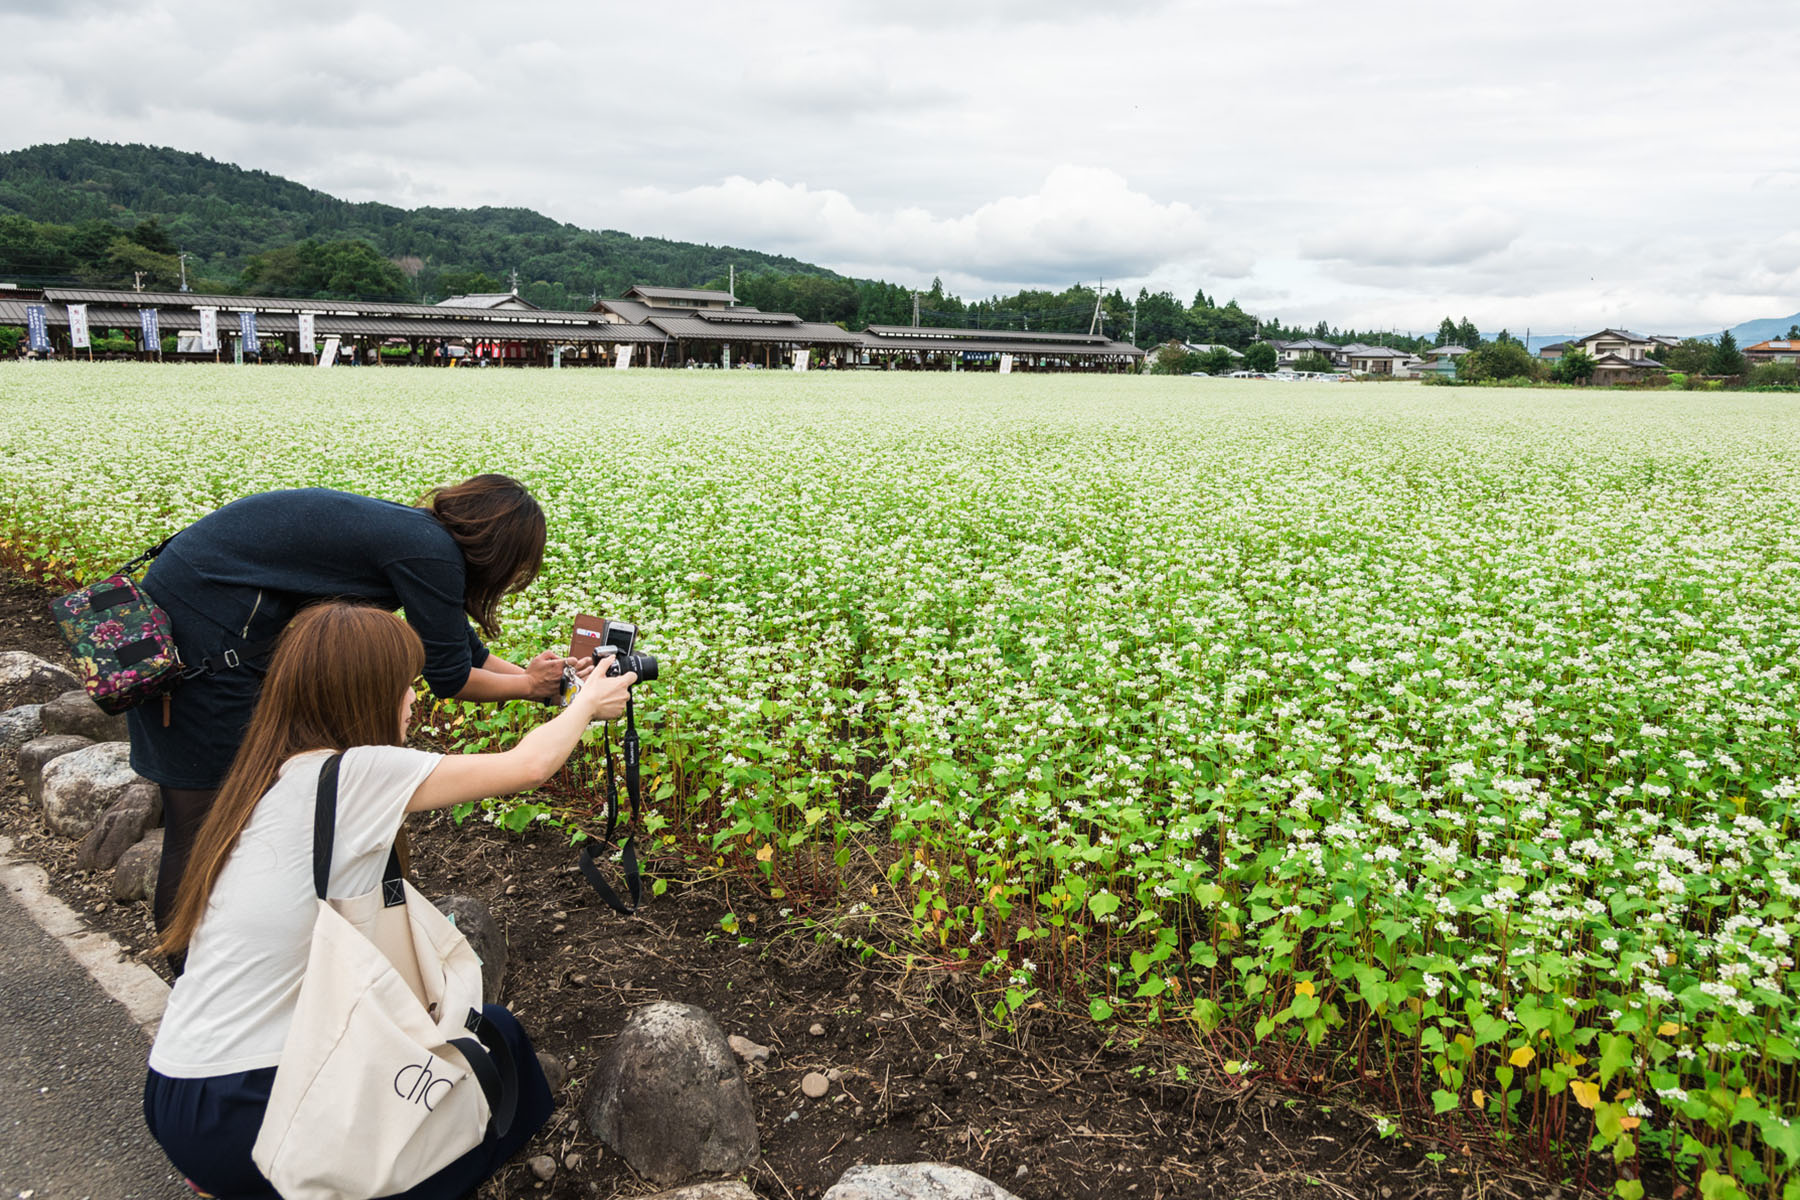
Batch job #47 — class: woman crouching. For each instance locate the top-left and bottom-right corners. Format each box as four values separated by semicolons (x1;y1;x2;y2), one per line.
143;601;635;1198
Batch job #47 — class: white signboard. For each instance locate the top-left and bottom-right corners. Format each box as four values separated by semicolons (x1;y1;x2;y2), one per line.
615;343;633;369
317;335;339;368
297;312;315;356
793;349;810;373
999;353;1014;374
67;303;90;349
197;308;219;352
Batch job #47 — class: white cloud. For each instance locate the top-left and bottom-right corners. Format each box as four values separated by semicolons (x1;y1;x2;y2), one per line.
615;166;1226;288
1300;207;1523;269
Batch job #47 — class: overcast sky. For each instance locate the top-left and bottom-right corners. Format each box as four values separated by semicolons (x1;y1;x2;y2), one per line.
4;0;1797;334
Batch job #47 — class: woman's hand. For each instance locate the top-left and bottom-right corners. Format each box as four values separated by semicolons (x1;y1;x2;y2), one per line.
573;663;636;723
522;650;570;700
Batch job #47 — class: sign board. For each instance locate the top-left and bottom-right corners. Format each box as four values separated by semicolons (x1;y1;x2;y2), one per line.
139;308;159;351
67;303;90;349
318;335;339;368
793;349;810;372
999;353;1014;374
297;312;315;356
197;308;219;352
25;304;51;352
722;345;731;369
615;343;633;369
552;345;563;369
238;311;258;356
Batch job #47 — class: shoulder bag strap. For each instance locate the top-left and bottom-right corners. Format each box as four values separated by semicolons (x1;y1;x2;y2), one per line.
312;753;345;901
119;535;173;578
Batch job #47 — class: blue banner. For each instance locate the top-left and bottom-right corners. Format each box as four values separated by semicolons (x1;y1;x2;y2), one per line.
139;308;159;349
26;304;51;352
238;310;258;354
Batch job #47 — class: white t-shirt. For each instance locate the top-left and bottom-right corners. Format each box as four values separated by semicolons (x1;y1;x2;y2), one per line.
149;745;442;1077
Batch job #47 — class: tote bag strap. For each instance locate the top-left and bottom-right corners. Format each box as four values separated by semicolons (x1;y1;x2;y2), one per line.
447;1008;520;1137
311;753;403;904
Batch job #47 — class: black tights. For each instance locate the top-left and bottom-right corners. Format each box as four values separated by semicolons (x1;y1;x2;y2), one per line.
153;786;218;962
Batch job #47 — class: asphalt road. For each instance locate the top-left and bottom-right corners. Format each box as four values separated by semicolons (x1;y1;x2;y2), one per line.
0;882;184;1200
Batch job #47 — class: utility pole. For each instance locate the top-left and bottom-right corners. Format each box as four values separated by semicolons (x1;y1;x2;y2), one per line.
509;267;520;296
178;251;190;293
1089;281;1105;337
132;271;145;293
912;291;920;328
1131;302;1137;346
729;264;735;303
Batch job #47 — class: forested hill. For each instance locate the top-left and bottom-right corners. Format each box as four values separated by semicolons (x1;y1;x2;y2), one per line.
0;140;838;308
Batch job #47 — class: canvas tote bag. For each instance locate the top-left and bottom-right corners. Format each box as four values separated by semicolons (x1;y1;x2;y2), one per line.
251;754;518;1200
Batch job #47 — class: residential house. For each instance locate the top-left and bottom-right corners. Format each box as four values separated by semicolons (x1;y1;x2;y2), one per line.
1274;337;1341;366
1570;329;1656;361
1537;341;1569;360
1345;346;1421;376
436;292;541;311
1745;339;1800;365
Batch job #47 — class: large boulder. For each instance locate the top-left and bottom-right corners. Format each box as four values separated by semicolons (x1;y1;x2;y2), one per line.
582;1001;759;1185
41;689;128;743
113;829;163;902
76;782;163;872
822;1164;1024;1200
0;651;80;710
19;734;94;804
41;742;144;839
0;704;45;757
433;896;506;1001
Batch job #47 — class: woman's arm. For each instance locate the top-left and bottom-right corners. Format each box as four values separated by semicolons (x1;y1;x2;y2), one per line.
451;651;568;702
408;666;638;811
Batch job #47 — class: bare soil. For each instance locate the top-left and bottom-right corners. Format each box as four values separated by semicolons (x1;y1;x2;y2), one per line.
0;570;1553;1200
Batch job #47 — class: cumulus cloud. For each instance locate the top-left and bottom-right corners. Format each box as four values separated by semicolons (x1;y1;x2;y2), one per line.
617;165;1227;286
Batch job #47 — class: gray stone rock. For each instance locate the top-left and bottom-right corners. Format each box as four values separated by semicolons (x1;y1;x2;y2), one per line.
642;1184;758;1200
113;829;163;902
76;782;162;872
536;1051;568;1093
582;1001;759;1185
0;704;44;757
41;689;128;743
41;742;143;839
822;1164;1024;1200
19;734;95;804
527;1154;556;1182
0;651;79;711
433;896;506;1000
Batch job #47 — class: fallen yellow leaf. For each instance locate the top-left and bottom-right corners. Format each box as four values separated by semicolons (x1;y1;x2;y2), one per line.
1472;1089;1487;1108
1657;1021;1682;1037
1296;980;1316;997
1509;1046;1536;1068
756;844;773;862
1570;1080;1599;1110
1619;1116;1642;1131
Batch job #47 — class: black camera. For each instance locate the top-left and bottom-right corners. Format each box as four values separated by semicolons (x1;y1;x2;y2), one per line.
595;620;657;684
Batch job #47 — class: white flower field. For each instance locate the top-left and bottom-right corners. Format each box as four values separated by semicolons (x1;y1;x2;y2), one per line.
4;365;1798;1195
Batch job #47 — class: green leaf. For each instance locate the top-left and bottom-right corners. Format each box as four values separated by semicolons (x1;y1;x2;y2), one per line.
1614;1181;1645;1200
1089;997;1115;1022
1598;1033;1635;1087
1431;1089;1459;1114
1087;891;1121;919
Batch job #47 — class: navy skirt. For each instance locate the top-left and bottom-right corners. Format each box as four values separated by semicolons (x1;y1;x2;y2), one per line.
144;1005;552;1199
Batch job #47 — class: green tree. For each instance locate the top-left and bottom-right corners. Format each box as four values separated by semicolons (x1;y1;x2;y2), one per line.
1133;289;1190;348
1657;339;1712;373
1292;351;1336;374
1706;330;1745;376
1199;347;1237;375
1460;341;1540;382
1456;318;1483;349
1243;342;1278;372
1150;339;1198;375
437;269;503;297
1553;348;1597;385
1749;361;1799;387
240;239;409;300
1787;324;1799;339
1436;317;1458;346
0;325;21;355
1493;329;1519;346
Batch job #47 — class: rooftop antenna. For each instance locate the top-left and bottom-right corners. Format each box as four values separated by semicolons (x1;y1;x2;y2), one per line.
178;251;190;293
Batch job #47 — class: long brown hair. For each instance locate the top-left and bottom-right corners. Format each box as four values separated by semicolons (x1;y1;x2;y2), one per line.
419;474;546;637
158;603;425;956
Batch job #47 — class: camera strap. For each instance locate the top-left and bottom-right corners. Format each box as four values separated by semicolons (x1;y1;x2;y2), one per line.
578;693;642;915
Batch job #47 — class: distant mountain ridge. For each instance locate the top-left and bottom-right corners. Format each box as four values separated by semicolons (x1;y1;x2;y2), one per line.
0;139;839;308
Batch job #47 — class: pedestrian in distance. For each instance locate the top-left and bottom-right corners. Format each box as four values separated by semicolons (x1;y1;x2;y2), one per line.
145;601;637;1198
126;474;585;943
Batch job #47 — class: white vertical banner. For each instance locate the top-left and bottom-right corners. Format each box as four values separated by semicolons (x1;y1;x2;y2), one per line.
999;353;1014;374
67;303;91;349
793;349;810;372
197;308;219;352
318;336;339;368
615;343;633;369
721;344;731;369
297;312;315;356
